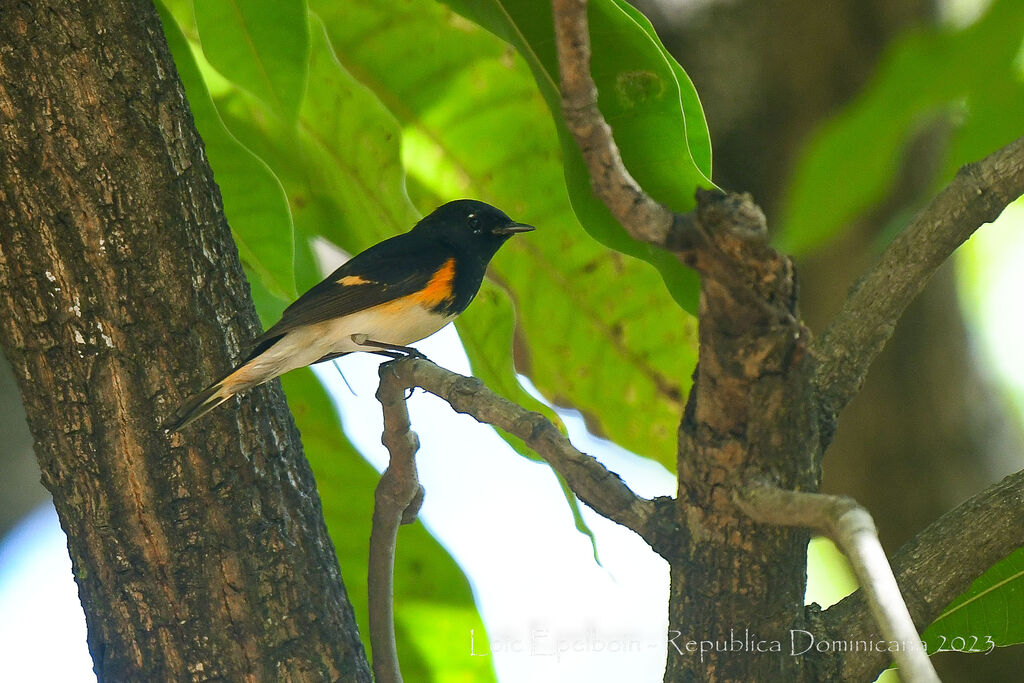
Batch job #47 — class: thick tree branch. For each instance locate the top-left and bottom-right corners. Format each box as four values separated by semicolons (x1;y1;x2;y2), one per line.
376;357;669;550
814;135;1024;421
553;0;675;244
820;469;1024;681
737;485;939;682
368;364;426;683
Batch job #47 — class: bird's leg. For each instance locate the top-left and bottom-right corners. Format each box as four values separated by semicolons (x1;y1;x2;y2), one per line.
351;334;429;360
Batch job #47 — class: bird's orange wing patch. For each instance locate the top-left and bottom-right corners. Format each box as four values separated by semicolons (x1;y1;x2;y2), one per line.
337;274;374;286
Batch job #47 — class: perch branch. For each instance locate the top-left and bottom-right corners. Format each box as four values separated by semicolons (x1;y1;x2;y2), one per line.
368;363;426;683
553;0;675;245
737;484;940;683
378;357;667;550
814;135;1024;421
821;469;1024;682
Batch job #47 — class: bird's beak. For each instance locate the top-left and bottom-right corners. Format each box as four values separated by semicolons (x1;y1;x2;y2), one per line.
492;222;535;236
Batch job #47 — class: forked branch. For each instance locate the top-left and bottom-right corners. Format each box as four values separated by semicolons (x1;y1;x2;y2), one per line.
551;2;1022;682
377;357;665;548
368;363;426;683
822;469;1024;681
737;485;940;683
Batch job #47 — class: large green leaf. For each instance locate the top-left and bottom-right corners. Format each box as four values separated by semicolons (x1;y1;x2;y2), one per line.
778;0;1024;254
922;547;1024;653
441;0;712;313
312;0;696;470
193;0;309;123
189;12;418;247
157;1;296;301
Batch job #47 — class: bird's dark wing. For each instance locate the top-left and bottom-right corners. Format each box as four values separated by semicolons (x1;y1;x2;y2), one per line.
243;235;448;361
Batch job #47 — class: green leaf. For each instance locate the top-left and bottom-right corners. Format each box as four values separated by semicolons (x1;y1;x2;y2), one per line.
441;0;713;313
193;0;309;123
922;547;1024;653
157;0;297;300
778;0;1024;254
556;474;601;564
212;15;419;252
396;603;496;682
312;0;697;470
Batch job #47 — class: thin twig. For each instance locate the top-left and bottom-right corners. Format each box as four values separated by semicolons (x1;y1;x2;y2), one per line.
552;0;675;245
823;469;1024;681
379;357;662;548
737;484;941;683
368;362;425;683
814;135;1024;421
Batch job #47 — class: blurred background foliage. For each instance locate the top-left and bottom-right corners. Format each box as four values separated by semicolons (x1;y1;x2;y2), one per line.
1;0;1022;680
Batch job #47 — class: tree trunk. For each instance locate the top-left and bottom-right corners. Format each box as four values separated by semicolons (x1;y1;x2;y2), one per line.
661;193;821;681
0;2;369;680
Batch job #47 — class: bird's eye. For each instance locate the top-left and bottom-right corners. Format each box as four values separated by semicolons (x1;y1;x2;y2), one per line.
468;216;481;233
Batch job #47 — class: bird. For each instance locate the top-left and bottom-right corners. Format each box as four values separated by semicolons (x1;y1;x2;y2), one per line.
161;199;534;432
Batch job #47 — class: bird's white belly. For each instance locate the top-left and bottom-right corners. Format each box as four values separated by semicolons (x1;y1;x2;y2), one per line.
319;302;455;353
247;302;454;380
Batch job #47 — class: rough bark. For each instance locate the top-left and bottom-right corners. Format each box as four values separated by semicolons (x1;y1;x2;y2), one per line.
666;193;822;681
550;12;824;675
0;2;369;680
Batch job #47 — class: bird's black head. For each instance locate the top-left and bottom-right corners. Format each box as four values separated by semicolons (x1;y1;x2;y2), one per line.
413;199;534;262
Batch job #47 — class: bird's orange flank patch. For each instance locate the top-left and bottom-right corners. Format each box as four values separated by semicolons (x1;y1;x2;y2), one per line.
411;257;456;307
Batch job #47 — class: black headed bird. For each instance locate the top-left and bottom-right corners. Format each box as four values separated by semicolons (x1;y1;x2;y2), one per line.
162;199;533;431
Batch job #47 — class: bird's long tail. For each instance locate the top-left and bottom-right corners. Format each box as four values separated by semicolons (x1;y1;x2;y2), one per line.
162;330;289;432
161;361;259;432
